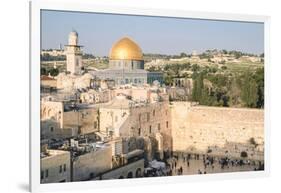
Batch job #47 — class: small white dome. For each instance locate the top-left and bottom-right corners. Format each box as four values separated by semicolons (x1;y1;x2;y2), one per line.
69;30;78;36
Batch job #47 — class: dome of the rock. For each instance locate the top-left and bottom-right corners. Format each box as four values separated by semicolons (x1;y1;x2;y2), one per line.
109;37;143;61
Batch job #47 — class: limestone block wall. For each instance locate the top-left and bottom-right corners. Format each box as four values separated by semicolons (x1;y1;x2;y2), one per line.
72;145;112;181
99;102;172;160
63;108;99;134
41;101;64;127
41;119;60;139
41;150;71;183
120;102;172;152
41;79;57;88
171;102;264;159
114;88;150;102
99;108;130;136
98;159;144;180
41;119;78;139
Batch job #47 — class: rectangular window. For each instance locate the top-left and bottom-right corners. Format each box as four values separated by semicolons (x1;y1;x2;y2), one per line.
153;110;155;116
158;123;161;131
63;164;66;172
45;169;48;178
138;128;141;136
166;121;169;128
41;171;44;180
149;125;152;134
50;126;54;132
94;121;97;129
76;58;79;66
59;165;62;173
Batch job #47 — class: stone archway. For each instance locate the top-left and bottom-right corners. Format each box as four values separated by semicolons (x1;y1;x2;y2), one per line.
127;171;133;178
47;109;52;117
135;168;142;178
42;107;47;118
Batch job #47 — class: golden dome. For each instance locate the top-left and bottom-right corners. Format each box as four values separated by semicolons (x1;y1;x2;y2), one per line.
109;37;143;60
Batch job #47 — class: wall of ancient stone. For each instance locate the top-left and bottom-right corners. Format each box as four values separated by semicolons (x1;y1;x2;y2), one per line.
99;159;144;180
41;118;78;139
41;101;64;127
119;102;172;160
72;145;112;181
41;150;71;183
123;102;172;153
171;102;264;160
63;108;99;134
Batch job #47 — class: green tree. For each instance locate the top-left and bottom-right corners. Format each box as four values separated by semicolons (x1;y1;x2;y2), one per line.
254;68;264;108
192;73;203;101
228;78;241;107
234;52;242;59
191;64;200;72
180;52;188;58
41;67;47;75
222;50;228;54
241;72;258;107
164;74;173;85
48;68;59;77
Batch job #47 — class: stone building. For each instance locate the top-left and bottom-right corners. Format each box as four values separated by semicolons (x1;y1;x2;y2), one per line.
41;46;64;57
71;139;144;181
40;149;71;183
99;94;172;160
40;75;57;91
80;89;114;104
72;143;112;181
113;85;158;103
41;100;99;139
41;101;64;127
97;158;144;180
63;106;99;135
56;72;93;91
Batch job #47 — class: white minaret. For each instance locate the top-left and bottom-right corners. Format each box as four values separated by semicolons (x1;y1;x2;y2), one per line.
65;31;83;75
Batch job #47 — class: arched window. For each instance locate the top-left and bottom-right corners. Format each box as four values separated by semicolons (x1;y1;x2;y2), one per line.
47;109;52;117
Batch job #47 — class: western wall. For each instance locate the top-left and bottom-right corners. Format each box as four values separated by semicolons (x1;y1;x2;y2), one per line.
170;102;264;160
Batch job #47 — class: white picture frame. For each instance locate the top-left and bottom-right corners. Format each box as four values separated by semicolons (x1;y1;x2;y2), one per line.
30;0;270;192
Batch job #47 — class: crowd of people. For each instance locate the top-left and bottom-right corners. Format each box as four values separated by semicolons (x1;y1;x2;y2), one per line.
166;152;264;176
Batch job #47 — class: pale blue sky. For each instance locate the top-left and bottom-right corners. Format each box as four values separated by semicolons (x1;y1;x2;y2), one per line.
41;10;264;56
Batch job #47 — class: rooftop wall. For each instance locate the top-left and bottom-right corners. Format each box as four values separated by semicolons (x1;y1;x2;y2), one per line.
72;145;112;181
41;150;71;183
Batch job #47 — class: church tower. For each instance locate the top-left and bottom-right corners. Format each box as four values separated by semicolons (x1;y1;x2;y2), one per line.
65;31;83;75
